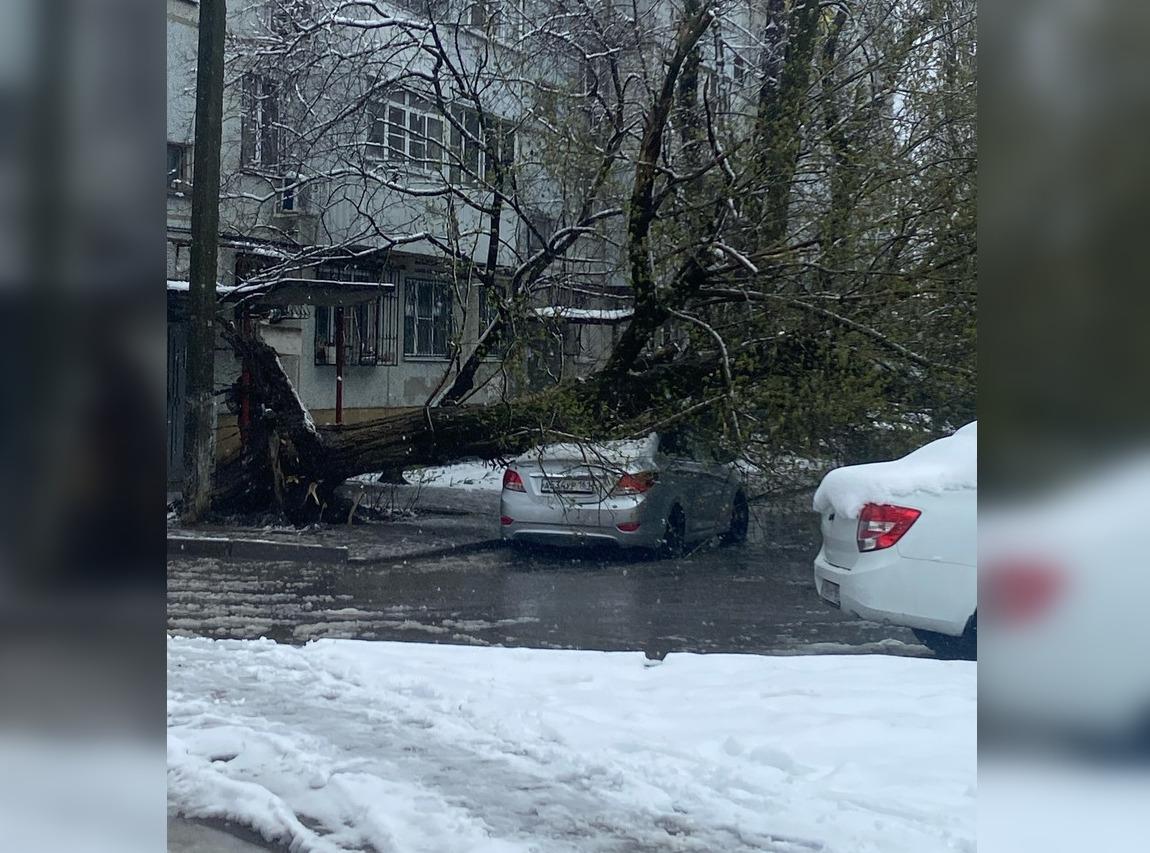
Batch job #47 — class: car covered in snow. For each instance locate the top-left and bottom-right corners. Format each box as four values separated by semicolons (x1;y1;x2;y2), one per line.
500;431;748;553
812;423;977;659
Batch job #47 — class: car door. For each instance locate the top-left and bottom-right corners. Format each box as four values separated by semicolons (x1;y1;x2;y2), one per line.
702;444;740;534
689;437;735;533
656;431;709;537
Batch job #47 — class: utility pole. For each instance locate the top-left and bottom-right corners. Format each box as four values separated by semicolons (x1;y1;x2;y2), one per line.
182;0;227;521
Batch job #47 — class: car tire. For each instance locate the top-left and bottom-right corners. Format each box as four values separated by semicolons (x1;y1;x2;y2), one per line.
913;617;977;661
658;505;686;558
720;491;749;546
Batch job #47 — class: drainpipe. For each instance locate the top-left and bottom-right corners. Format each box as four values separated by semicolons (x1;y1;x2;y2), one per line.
334;305;344;425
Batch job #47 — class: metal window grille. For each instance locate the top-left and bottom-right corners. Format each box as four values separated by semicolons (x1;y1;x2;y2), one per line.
403;277;453;358
314;264;398;366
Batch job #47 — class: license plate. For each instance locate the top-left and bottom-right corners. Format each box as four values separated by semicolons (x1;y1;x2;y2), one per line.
542;477;595;495
821;580;840;607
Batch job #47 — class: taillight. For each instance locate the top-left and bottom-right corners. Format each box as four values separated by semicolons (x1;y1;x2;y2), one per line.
982;558;1063;625
502;469;525;492
856;503;921;551
612;471;658;496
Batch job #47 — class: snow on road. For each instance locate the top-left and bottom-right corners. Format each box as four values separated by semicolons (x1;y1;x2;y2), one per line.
168;638;975;853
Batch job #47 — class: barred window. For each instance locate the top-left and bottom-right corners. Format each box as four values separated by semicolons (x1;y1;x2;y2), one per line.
314;263;399;366
403;277;453;359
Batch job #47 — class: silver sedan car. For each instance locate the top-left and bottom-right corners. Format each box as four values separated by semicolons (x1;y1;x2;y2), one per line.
499;432;749;553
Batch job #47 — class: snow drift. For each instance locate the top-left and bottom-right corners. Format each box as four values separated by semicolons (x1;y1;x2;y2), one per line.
168;637;975;853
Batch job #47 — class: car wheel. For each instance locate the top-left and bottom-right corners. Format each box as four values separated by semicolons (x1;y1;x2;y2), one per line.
720;491;749;545
912;617;977;661
658;505;686;558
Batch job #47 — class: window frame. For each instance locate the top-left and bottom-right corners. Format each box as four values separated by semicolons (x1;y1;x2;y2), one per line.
477;283;509;360
241;74;280;169
366;91;447;174
402;276;454;360
313;263;399;367
167;142;191;196
366;91;495;187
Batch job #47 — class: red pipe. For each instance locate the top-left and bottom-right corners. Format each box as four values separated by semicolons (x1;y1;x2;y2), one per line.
334;305;344;425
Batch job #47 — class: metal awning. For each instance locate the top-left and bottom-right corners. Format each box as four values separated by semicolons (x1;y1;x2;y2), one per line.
226;277;396;307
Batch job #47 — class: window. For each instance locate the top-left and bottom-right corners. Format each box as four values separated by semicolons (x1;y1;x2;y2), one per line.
269;1;311;36
477;283;509;357
167;142;191;195
521;213;556;258
484;120;515;182
403;277;453;358
733;51;748;84
277;172;309;214
469;0;502;27
367;92;445;171
367;92;499;186
467;0;526;39
314;264;399;366
241;74;280;168
393;0;450;16
450;107;483;185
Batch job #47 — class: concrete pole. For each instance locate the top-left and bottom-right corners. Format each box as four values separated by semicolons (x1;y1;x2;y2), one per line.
182;0;227;520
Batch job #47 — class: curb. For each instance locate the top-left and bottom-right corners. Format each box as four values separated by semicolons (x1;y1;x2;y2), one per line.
348;537;505;565
168;536;349;564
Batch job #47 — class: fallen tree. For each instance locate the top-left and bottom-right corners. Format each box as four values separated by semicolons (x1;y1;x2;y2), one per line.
213;320;735;523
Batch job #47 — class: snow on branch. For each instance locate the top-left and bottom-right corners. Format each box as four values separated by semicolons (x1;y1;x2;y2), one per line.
531;307;634;324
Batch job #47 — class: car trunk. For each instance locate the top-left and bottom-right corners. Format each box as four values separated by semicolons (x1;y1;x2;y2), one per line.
820;509;861;569
518;458;621;505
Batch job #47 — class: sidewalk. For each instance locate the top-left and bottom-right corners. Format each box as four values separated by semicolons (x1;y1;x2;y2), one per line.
169;486;502;564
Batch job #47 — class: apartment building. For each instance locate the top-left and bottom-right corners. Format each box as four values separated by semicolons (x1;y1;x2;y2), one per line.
166;0;628;483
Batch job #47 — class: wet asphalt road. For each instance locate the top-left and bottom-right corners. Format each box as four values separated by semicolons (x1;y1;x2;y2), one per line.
168;512;930;657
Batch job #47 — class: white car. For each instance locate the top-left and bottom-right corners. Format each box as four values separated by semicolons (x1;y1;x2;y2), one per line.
812;423;977;659
980;456;1150;742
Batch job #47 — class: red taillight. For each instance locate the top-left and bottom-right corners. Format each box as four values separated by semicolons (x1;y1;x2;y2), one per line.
983;559;1063;625
856;503;921;551
616;521;640;532
502;469;525;492
500;516;514;526
613;471;658;496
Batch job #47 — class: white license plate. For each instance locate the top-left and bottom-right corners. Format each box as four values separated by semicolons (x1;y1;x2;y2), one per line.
821;580;840;607
542;478;595;495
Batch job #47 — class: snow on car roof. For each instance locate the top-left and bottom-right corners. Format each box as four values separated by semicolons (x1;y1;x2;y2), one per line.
813;422;977;517
515;433;659;467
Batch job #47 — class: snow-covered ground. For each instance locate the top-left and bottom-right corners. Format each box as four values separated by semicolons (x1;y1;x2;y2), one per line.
168;638;975;853
351;460;507;491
